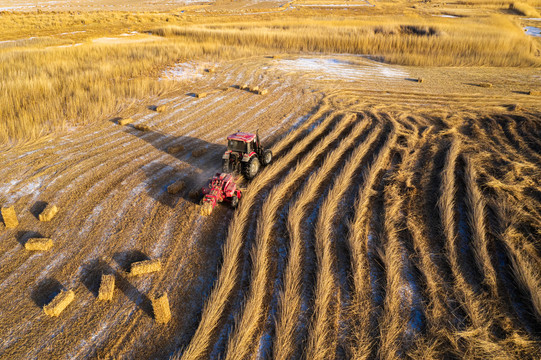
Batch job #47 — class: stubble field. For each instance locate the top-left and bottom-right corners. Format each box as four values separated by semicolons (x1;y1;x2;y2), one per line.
0;1;540;359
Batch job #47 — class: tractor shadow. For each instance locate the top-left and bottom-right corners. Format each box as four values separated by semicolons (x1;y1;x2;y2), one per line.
122;127;226;207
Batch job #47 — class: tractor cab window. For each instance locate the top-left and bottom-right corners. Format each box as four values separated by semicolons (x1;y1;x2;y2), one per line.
228;140;247;153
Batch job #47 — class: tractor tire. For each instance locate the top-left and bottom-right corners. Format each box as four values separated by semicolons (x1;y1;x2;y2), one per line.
230;195;239;208
243;157;260;180
222;159;231;173
262;149;273;166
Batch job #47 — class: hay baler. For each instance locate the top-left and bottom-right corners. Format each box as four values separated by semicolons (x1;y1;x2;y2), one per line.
200;173;242;216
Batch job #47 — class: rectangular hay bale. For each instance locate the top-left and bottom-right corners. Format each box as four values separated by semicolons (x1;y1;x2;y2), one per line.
155;105;168;112
240;84;249;90
528;90;541;96
134;124;150;132
98;274;115;301
478;82;492;88
1;206;18;228
44;290;74;317
167;180;186;195
196;92;207;98
257;89;268;95
205;67;215;73
39;204;58;222
130;259;161;276
167;145;184;154
118;118;134;126
249;86;260;93
152;292;171;324
191;148;207;158
25;238;53;251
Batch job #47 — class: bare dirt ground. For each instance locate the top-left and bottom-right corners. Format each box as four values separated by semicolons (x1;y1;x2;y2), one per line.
0;54;540;359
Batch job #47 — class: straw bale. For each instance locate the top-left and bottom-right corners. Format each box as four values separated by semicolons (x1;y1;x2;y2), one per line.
167;180;186;195
134;124;150;131
196;92;207;98
528;90;541;96
249;86;260;93
257;89;268;95
118;118;134;126
478;82;492;88
417;78;424;83
152;292;171;324
98;274;115;301
39;204;58;222
130;259;161;276
192;148;207;158
205;67;215;73
240;84;249;90
167;145;184;154
1;206;18;228
156;105;168;112
25;238;53;251
509;104;521;111
44;290;74;317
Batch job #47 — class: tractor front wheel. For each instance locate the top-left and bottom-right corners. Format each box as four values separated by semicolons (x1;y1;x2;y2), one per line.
243;157;260;180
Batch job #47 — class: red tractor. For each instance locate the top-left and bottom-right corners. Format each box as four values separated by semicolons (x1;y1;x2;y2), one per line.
200;173;243;216
222;131;272;180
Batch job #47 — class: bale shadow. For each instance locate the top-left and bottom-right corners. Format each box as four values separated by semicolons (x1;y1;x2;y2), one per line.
80;258;114;298
31;278;64;308
16;230;44;246
113;250;150;273
115;272;154;318
405;78;422;83
30;201;48;220
511;90;530;95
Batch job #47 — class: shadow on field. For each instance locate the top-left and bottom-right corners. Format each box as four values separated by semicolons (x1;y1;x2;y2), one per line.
113;250;150;273
16;230;44;246
30;201;48;220
121;126;225;207
31;278;64;308
80;258;114;298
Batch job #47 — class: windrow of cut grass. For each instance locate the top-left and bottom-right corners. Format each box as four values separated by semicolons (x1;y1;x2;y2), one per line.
224;113;359;360
305;122;384;360
273;113;375;360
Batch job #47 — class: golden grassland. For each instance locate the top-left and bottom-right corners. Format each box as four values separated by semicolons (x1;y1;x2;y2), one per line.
0;3;540;145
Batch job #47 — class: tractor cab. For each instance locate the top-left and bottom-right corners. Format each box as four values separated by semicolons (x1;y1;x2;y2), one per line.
222;131;272;179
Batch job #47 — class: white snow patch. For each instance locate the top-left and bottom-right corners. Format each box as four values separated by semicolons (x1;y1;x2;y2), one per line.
525;26;541;37
274;57;408;82
160;62;205;81
433;14;458;18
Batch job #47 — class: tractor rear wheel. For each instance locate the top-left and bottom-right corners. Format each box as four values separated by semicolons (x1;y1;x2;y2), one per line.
222;159;230;173
262;149;273;166
243;157;260;180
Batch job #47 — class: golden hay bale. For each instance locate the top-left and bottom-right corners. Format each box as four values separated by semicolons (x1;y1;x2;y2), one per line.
98;274;115;301
249;86;260;93
240;84;249;90
257;89;268;95
200;202;213;216
528;90;541;96
205;67;215;73
155;105;168;113
152;292;171;324
130;259;162;276
509;104;521;111
478;82;492;88
39;204;58;222
167;180;186;195
118;117;134;126
1;206;18;229
192;148;207;158
44;290;74;317
25;238;53;251
417;78;424;83
167;145;184;154
134;124;150;131
196;92;207;98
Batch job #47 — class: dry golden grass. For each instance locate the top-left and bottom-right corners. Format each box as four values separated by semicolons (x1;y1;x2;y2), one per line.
510;2;541;17
43;289;74;317
1;206;18;228
24;238;53;251
39;204;58;222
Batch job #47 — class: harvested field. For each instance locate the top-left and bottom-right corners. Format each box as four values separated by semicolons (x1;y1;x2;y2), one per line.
0;12;540;357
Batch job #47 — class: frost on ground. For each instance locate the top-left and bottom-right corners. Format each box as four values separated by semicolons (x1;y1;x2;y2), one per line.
160;62;210;81
271;56;409;82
